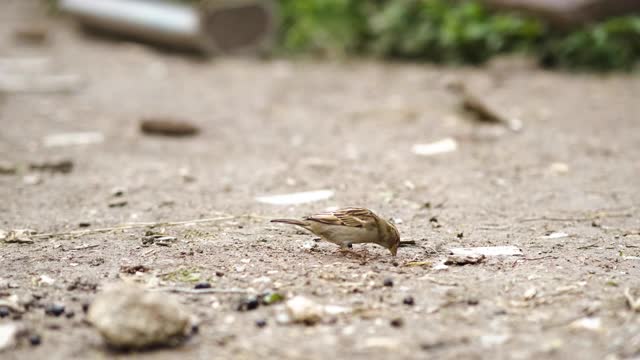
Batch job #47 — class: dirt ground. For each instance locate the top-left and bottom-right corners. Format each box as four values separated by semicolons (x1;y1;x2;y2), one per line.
1;1;639;359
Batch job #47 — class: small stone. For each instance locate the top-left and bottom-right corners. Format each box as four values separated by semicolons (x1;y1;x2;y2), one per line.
194;282;211;290
390;318;404;328
383;278;394;287
29;334;41;346
237;297;260;312
22;174;42;185
87;283;192;349
0;161;17;175
111;187;125;197
215;271;224;277
78;222;91;228
403;296;415;306
255;319;267;328
44;303;65;317
0;307;9;318
108;199;128;208
82;303;90;314
467;298;480;306
65;311;75;319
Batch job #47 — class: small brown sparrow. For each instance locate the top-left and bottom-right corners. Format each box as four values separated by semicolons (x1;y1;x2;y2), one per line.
271;207;400;256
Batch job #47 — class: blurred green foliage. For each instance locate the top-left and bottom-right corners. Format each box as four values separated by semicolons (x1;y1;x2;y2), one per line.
278;0;639;71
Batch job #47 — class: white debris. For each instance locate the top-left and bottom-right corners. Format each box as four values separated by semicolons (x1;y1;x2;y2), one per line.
43;132;104;147
359;337;401;350
523;287;537;300
281;296;351;325
449;246;523;257
256;190;334;205
548;162;569;175
412;138;458;156
88;283;192;349
0;323;20;352
480;334;510;348
432;262;449;271
540;232;569;239
38;274;56;286
2;229;36;244
569;317;601;332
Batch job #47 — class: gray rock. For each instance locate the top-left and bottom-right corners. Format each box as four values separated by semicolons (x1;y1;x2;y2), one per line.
87;283;192;349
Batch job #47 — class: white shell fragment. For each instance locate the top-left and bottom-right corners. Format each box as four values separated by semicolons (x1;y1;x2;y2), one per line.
412;138;458;156
43;132;104;147
255;190;334;205
449;246;523;257
540;232;569;239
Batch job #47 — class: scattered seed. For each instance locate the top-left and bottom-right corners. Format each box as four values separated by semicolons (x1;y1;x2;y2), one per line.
403;296;415;306
81;303;90;313
78;222;91;228
383;278;394;287
44;303;65;317
191;324;199;334
215;271;224;277
194;282;211;289
255;319;267;328
29;334;42;346
65;311;75;319
390;318;404;328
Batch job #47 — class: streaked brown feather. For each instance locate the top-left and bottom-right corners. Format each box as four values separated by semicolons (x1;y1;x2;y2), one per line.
305;207;376;228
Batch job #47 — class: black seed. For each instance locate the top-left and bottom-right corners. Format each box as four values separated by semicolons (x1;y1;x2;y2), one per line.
255;319;267;328
390;318;404;328
383;278;394;287
467;298;479;306
194;282;211;289
191;324;199;334
78;222;91;228
246;297;259;310
429;216;438;223
45;303;65;317
65;311;75;319
215;271;224;277
403;296;415;306
457;232;464;239
0;307;9;318
29;334;42;346
81;303;90;313
392;261;399;267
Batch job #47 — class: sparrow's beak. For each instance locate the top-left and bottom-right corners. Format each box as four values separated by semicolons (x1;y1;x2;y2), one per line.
389;243;398;256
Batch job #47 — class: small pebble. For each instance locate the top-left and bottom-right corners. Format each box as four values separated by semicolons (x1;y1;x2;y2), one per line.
45;303;65;317
78;222;91;228
81;302;90;313
403;296;415;306
29;334;42;346
0;306;10;318
194;282;211;289
255;319;267;328
65;310;75;319
467;298;479;306
215;271;224;277
390;318;404;328
383;278;394;287
392;261;399;267
191;324;199;334
237;296;260;311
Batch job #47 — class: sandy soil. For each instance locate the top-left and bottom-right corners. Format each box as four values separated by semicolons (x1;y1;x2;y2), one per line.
1;1;639;359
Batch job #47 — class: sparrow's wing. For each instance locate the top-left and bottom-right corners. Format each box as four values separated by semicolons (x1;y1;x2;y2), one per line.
306;207;376;228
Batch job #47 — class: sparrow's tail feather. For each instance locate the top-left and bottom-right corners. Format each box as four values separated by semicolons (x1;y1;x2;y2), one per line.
270;219;308;227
